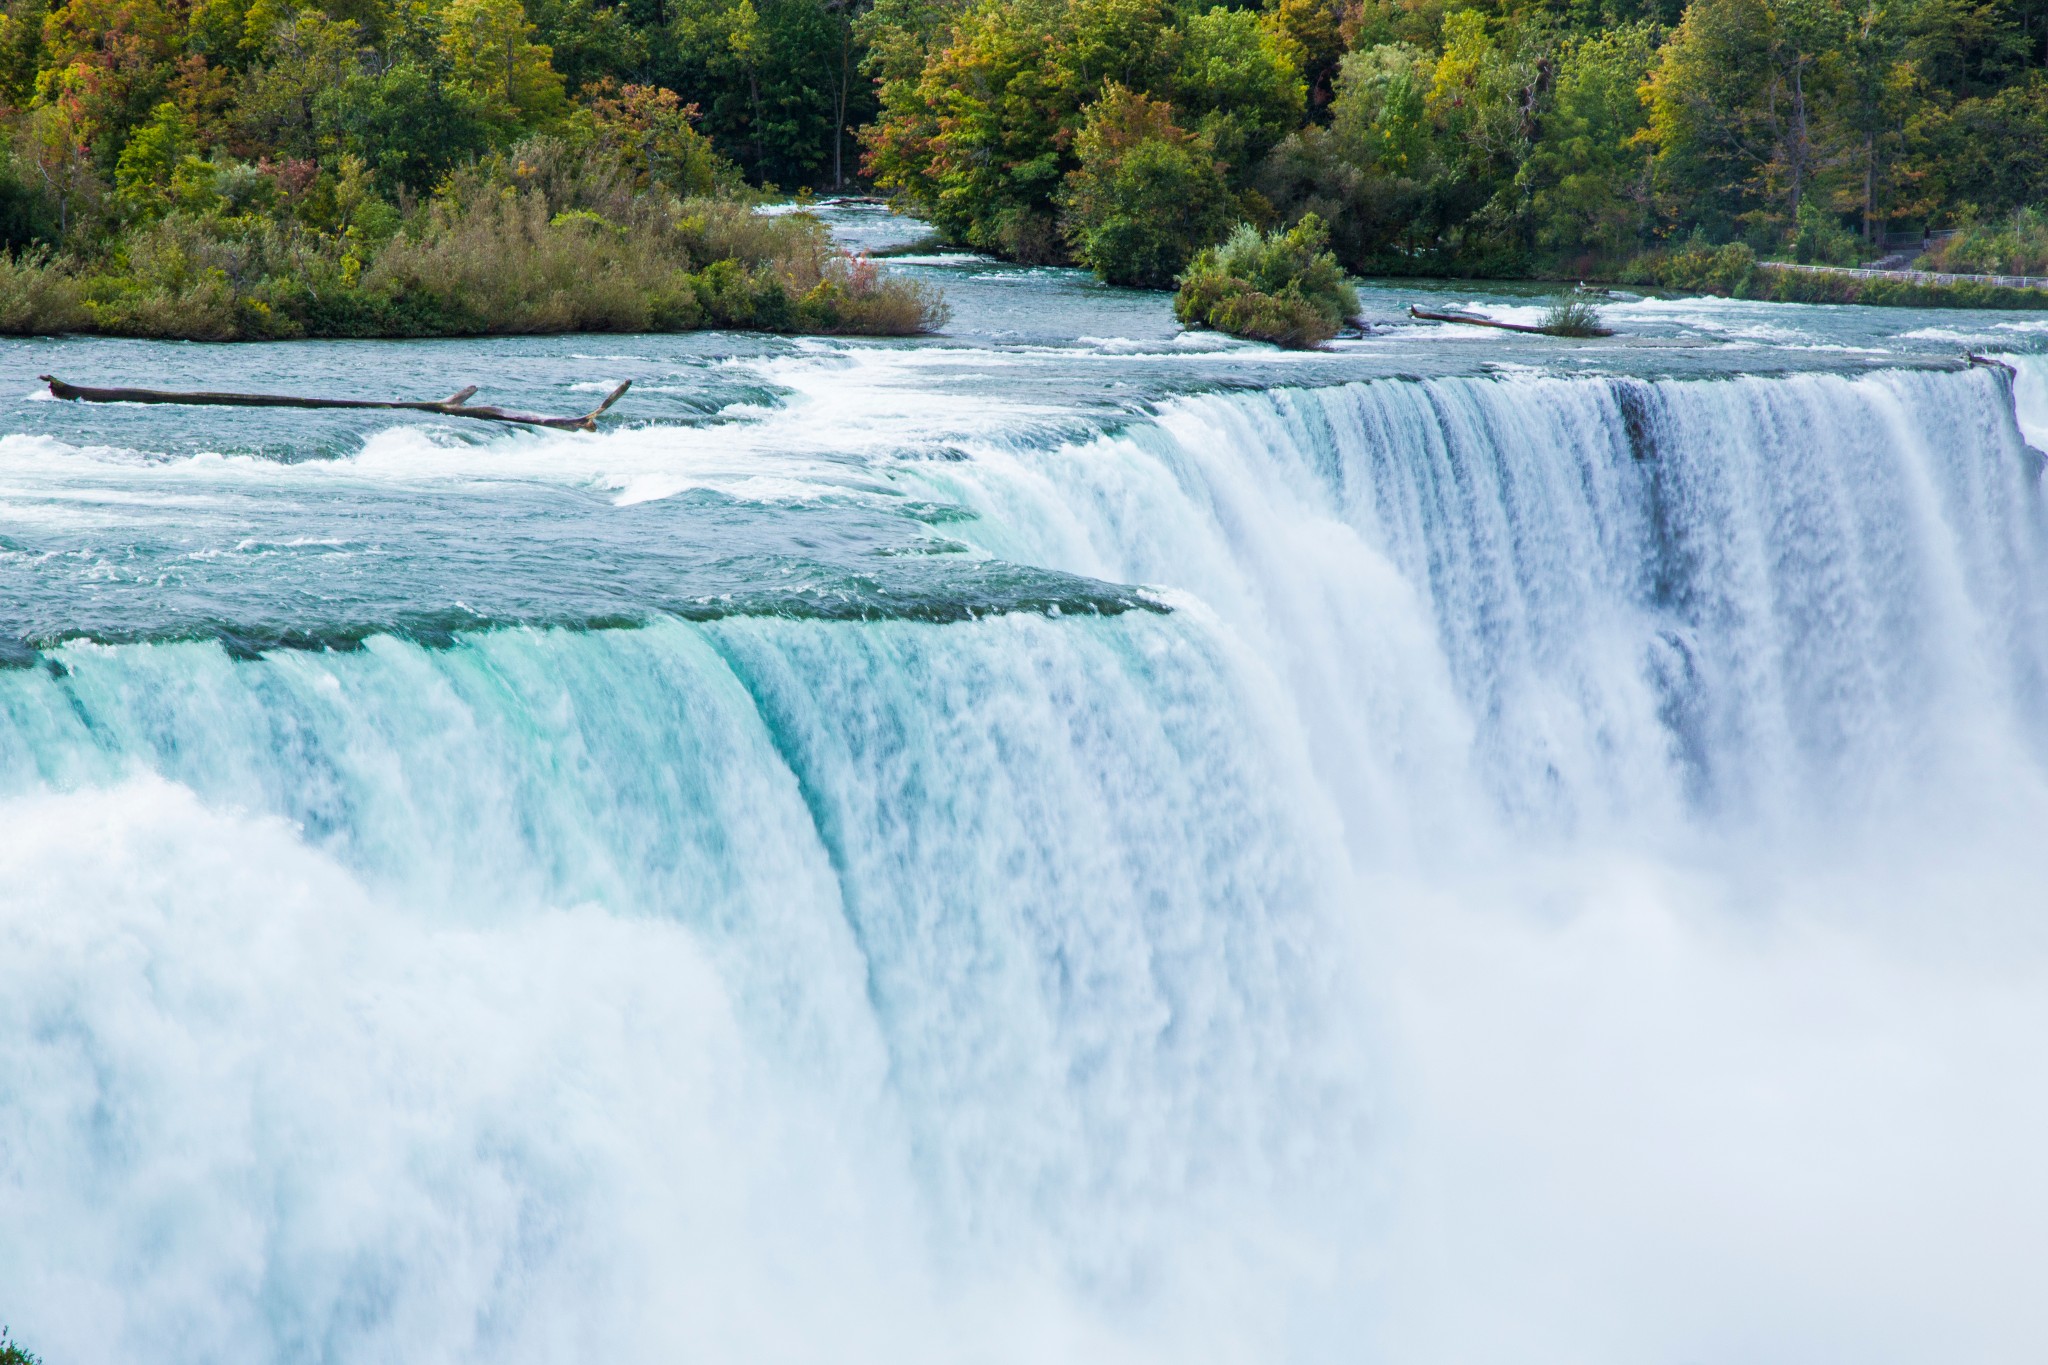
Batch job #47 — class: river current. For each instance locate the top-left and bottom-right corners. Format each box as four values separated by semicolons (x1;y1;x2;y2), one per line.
4;202;2047;1363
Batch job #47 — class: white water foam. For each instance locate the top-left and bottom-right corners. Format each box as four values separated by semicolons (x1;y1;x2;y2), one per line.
5;360;2048;1362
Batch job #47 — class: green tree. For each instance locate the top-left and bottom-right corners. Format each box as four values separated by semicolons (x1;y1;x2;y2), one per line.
318;58;495;190
862;0;1080;257
234;12;363;160
525;0;649;94
1647;0;1852;240
111;93;193;207
856;0;967;84
1836;0;1916;241
1265;0;1349;111
1170;5;1305;170
1527;24;1658;262
35;0;188;160
0;0;50;107
440;0;567;130
1422;10;1549;255
580;77;731;194
1059;82;1232;284
1255;41;1436;267
1908;71;2048;214
670;0;861;188
862;0;1191;257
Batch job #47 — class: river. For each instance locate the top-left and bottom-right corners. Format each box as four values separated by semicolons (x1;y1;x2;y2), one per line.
3;201;2046;1363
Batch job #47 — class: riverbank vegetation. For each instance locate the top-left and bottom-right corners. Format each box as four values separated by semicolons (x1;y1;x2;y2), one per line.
862;0;2048;292
1918;208;2048;276
6;0;2048;340
1625;240;2048;307
0;0;941;338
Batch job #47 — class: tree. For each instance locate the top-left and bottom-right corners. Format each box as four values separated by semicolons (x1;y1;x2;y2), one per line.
525;0;650;94
234;12;363;160
0;0;50;108
1527;24;1658;262
581;78;730;195
1171;5;1305;171
1255;41;1435;267
439;0;567;130
862;0;1081;258
1265;0;1349;111
1647;0;1852;239
1059;83;1232;284
668;0;859;188
318;59;496;191
1908;71;2048;214
1835;0;1916;240
34;0;187;160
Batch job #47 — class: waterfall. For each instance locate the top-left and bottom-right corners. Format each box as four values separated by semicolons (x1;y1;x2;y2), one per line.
4;359;2046;1363
912;363;2048;853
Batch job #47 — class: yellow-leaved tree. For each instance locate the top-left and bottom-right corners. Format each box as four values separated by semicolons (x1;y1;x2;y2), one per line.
439;0;566;132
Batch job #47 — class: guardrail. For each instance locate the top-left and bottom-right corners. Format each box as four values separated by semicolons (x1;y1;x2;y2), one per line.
1760;260;2048;290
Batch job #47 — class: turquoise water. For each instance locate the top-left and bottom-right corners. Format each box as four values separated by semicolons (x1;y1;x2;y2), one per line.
4;205;2048;1364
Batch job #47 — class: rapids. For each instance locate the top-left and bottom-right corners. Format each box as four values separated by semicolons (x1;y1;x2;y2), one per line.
4;206;2047;1363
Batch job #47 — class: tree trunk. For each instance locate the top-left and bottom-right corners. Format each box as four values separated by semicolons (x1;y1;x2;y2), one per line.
41;378;633;433
1789;61;1807;213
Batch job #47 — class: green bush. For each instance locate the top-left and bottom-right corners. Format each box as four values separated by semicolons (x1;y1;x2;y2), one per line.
1792;197;1860;265
1173;213;1358;347
1920;207;2048;276
1540;291;1606;336
1618;236;2048;308
0;137;947;340
1059;85;1234;289
0;1325;41;1365
1622;239;1757;293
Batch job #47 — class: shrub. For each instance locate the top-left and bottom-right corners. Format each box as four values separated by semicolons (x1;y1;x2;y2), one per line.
1618;236;2048;308
1920;207;2048;276
1622;239;1757;293
1174;213;1356;346
1058;85;1233;289
1792;197;1860;265
0;137;947;339
0;1326;40;1365
0;249;87;332
1540;291;1606;336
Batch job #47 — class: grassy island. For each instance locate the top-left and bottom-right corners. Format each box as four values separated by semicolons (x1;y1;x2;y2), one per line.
1174;215;1357;347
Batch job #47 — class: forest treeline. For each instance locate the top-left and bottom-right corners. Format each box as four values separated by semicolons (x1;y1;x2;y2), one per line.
0;0;2045;335
0;0;940;335
861;0;2048;283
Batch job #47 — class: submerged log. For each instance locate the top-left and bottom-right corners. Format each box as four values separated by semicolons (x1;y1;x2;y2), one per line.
1407;304;1614;337
39;376;632;432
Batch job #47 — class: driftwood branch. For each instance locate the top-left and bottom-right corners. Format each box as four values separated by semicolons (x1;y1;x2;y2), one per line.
1965;351;2018;378
40;375;631;432
1408;305;1613;337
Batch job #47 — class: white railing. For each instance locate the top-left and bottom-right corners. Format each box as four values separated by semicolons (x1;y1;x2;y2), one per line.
1759;260;2048;290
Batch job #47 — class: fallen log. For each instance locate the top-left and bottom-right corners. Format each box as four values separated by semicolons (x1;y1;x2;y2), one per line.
1408;304;1613;337
39;375;632;432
